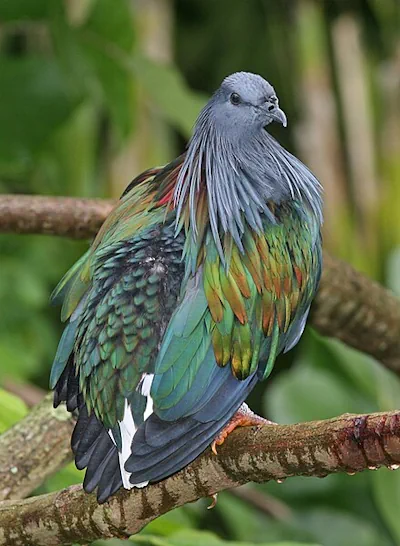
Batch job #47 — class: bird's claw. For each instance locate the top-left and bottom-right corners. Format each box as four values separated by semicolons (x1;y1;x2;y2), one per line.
207;493;218;509
210;403;275;456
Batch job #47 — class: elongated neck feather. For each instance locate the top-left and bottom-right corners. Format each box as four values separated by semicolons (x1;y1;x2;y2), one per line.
174;105;323;263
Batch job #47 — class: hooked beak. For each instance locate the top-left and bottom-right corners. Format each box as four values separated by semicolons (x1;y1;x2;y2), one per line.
270;106;287;127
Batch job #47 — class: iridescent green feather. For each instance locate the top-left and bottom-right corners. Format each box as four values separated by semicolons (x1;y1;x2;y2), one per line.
197;199;321;381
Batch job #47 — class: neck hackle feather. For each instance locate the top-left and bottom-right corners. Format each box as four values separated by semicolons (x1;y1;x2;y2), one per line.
173;99;323;268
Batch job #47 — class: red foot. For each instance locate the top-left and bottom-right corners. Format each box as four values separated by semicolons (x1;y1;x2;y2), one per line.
211;403;276;455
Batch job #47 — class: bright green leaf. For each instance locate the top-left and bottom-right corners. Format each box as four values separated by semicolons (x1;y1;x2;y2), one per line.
44;462;84;492
0;388;28;432
134;57;207;138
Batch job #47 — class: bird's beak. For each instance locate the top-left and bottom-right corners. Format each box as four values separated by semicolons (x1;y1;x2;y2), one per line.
270;107;287;127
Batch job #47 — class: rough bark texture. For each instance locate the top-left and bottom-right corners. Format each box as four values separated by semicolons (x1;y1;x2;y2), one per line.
0;394;75;501
311;253;400;373
1;194;400;371
0;410;399;546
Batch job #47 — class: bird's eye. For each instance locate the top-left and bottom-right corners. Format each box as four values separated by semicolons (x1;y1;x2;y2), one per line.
230;92;241;105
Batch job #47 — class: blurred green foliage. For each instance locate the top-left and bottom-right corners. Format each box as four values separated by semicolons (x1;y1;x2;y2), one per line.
0;0;399;545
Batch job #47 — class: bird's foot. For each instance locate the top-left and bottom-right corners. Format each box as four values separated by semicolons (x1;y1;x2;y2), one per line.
211;403;276;455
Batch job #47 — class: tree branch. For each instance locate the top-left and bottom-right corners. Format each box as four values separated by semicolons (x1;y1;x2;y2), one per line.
0;394;75;501
1;194;400;372
1;409;400;546
311;253;400;373
0;194;114;239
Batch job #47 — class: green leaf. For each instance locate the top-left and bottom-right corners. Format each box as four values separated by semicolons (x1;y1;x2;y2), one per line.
142;508;195;537
50;0;136;141
297;508;391;546
0;336;41;381
84;0;134;52
0;58;81;169
316;336;379;403
0;0;51;21
80;43;135;139
131;530;319;546
79;0;136;138
266;358;370;424
0;388;28;432
44;462;84;492
372;468;400;545
134;57;207;138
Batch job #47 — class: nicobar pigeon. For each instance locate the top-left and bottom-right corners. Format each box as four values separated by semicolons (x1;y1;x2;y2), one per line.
50;72;323;503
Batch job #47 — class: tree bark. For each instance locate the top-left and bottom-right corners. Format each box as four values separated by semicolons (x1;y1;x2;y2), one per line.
0;195;114;239
1;194;400;371
311;253;400;373
0;394;75;501
0;410;399;546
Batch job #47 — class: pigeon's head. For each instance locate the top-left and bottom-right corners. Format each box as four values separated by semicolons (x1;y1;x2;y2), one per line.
207;72;287;136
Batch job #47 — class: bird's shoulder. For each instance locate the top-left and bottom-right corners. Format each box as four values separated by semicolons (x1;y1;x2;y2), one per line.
51;155;185;321
201;198;322;380
92;154;185;255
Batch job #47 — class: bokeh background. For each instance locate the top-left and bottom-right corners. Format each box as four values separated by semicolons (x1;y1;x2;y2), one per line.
1;1;400;545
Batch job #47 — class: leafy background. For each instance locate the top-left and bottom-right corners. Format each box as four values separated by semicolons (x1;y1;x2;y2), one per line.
0;1;400;545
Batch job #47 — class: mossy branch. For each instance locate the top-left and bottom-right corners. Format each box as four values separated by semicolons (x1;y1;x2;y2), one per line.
0;394;75;502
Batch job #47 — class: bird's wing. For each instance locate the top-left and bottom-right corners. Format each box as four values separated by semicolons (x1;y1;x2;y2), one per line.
151;200;321;422
49;157;187;499
49;155;184;389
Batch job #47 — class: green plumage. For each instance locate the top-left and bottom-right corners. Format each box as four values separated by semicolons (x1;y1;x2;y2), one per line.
173;199;321;384
51;151;321;436
50;72;323;503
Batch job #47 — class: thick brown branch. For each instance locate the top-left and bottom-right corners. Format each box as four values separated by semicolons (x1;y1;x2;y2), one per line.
0;195;114;239
311;254;400;372
1;194;400;371
0;394;75;501
1;410;399;546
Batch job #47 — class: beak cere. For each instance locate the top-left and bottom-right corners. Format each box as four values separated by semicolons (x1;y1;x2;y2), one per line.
270;107;287;127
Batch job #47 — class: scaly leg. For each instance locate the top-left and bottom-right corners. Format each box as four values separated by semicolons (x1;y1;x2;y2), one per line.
211;403;276;455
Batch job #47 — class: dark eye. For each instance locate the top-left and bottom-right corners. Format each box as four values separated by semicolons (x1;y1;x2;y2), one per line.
230;92;241;105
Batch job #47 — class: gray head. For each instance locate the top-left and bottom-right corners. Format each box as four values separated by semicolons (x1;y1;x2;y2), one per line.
208;72;287;137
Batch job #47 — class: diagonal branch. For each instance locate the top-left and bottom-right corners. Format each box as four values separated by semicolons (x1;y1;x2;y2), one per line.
1;194;400;372
0;394;75;501
1;409;400;546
